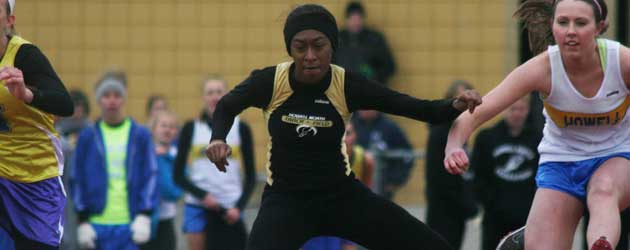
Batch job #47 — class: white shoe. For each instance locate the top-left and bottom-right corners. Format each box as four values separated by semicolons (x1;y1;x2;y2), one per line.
496;226;525;250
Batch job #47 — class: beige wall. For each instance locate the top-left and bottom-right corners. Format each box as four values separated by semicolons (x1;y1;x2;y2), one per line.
16;0;532;204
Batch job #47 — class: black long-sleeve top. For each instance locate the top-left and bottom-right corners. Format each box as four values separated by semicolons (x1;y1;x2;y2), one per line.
211;64;462;191
173;113;256;210
16;43;73;116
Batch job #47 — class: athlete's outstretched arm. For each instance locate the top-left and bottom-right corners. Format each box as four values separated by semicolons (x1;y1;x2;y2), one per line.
345;72;481;124
444;53;550;175
207;68;273;171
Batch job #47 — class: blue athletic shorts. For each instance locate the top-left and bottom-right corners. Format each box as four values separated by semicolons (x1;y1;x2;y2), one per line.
92;224;136;250
302;236;355;250
183;204;208;233
536;152;630;201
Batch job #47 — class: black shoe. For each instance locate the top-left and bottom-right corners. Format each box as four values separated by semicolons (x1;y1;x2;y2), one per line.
496;226;525;250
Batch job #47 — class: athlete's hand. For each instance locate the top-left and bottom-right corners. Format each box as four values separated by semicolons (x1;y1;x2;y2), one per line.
202;193;220;210
206;140;231;172
130;214;151;244
444;146;469;175
77;223;97;249
0;66;32;103
224;208;240;225
452;90;482;113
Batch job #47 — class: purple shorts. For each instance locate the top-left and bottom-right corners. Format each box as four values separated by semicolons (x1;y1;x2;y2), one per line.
0;176;66;247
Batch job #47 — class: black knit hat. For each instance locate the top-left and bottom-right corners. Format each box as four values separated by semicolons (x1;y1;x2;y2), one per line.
283;4;338;55
345;1;365;18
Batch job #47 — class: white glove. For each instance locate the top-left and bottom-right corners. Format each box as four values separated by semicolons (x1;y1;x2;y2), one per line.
130;214;151;244
77;223;96;249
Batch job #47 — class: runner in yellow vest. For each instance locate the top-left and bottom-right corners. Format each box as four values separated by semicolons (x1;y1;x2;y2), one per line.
0;1;75;249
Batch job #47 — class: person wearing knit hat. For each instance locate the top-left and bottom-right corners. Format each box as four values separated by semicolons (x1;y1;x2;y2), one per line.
72;70;158;250
90;71;128;126
205;3;481;250
0;0;76;248
95;76;127;100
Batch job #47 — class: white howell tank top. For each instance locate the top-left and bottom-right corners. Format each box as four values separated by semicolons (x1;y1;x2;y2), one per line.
538;39;630;163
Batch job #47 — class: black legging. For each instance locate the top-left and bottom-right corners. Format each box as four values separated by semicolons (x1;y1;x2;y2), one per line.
205;209;247;250
140;219;177;250
247;179;452;250
426;200;468;250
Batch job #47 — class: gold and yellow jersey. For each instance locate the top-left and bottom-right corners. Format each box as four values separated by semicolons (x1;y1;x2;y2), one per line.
209;61;461;191
0;36;62;183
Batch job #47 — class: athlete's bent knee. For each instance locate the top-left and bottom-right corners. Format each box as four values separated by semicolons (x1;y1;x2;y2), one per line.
588;175;617;205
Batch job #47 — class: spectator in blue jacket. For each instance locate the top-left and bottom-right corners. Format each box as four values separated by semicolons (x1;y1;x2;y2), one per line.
71;71;158;250
351;110;414;199
141;110;182;250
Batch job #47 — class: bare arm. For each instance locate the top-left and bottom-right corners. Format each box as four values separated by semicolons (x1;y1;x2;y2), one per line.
620;45;630;89
444;53;551;174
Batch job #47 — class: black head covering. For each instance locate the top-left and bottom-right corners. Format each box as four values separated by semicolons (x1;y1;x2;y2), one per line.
283;4;338;55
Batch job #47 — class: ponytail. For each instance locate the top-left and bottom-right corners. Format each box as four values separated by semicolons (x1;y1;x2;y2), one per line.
514;0;555;55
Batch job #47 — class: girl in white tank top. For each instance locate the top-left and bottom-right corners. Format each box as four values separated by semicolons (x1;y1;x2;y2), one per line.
445;1;630;249
539;39;630;163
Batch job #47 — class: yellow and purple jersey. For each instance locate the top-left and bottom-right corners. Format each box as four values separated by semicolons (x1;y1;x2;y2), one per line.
0;36;62;183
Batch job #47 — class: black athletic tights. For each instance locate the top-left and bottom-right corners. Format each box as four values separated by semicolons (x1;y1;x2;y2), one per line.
247;178;452;250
